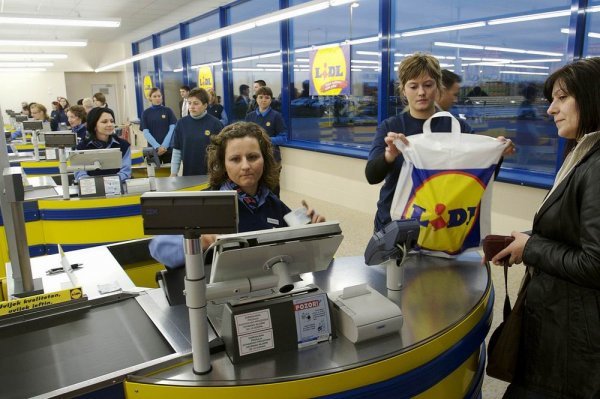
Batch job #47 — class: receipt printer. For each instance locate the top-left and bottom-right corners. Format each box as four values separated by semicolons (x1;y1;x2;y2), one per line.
328;284;402;343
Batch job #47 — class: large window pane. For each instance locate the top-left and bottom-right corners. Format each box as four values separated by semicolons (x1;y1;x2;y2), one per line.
158;27;183;116
392;1;571;174
583;1;600;57
290;0;379;148
229;0;282;122
188;12;223;106
136;38;155;111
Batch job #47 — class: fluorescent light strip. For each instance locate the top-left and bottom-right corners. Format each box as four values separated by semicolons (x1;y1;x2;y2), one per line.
0;61;53;67
0;39;86;47
231;55;260;63
510;58;561;63
0;15;120;27
208;22;256;40
434;41;562;57
351;68;363;71
434;41;484;50
488;10;570;25
256;63;282;67
330;0;357;5
259;51;281;59
589;32;600;38
295;58;310;62
350;59;379;64
399;21;486;37
351;65;379;69
347;36;379;45
465;62;548;69
263;68;283;72
0;68;46;72
356;51;380;56
0;53;67;60
256;2;330;26
587;5;600;13
499;70;548;76
173;68;184;72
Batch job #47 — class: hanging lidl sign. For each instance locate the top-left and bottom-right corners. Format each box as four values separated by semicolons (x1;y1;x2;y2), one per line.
309;44;350;96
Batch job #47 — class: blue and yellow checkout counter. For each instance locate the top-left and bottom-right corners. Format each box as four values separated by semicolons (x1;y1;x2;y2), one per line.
0;243;492;398
0;173;208;286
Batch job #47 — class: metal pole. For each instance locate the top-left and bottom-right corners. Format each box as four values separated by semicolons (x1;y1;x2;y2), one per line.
384;258;404;291
183;231;211;374
9;201;33;292
58;147;70;200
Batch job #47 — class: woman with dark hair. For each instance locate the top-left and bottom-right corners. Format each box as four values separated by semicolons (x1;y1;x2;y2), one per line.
50;101;68;131
149;121;324;268
141;87;177;163
492;58;600;398
67;105;88;142
74;107;131;182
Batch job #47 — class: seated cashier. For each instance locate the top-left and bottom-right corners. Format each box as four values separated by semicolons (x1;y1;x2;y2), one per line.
74;107;132;182
150;121;324;268
67;105;88;142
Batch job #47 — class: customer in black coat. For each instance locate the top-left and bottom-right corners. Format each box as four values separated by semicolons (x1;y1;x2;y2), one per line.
492;58;600;398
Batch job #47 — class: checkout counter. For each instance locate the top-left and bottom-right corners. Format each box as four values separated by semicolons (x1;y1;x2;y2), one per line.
0;241;492;399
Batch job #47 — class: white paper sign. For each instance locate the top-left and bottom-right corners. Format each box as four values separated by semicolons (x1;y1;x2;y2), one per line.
293;293;331;346
238;330;275;356
79;178;96;196
234;309;272;335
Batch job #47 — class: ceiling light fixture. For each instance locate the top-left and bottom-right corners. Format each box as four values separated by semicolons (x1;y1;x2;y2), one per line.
0;53;67;60
0;15;120;28
488;10;570;25
0;67;46;72
499;70;548;76
400;21;486;37
0;61;53;67
434;41;562;57
0;39;86;47
256;2;330;26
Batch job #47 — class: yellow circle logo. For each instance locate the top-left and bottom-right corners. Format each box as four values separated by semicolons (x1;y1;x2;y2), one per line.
402;171;485;253
70;288;83;299
143;75;153;99
198;66;214;91
266;121;271;126
205;130;211;136
311;46;348;95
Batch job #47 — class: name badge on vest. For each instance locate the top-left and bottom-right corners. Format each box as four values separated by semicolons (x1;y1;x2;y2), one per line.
266;121;271;127
205;130;211;136
267;217;279;226
161;114;166;119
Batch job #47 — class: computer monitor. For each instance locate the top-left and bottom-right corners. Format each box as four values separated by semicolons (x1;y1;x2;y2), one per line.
22;120;43;131
209;222;344;292
6;109;16;117
15;115;28;123
69;148;122;170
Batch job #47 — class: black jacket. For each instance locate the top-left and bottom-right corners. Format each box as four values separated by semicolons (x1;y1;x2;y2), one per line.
516;141;600;398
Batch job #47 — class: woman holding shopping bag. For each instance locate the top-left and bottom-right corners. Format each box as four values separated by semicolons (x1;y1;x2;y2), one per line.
365;52;514;232
491;58;600;398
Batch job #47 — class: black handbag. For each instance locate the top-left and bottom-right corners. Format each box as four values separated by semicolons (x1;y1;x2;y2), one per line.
483;235;530;382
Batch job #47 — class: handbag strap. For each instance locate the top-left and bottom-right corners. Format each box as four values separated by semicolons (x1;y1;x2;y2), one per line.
502;260;512;321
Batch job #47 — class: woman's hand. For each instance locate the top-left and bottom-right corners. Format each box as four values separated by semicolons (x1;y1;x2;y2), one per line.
302;200;326;224
157;146;167;156
496;136;516;156
491;231;530;266
201;234;217;250
383;132;408;163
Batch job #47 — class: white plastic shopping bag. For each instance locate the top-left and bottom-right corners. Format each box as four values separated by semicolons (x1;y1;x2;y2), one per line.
390;112;506;256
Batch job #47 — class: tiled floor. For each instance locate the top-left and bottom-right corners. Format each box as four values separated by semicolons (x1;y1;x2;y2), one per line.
280;188;526;399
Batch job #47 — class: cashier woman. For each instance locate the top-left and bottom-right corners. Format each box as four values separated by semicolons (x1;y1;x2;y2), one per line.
150;121;324;268
74;107;132;182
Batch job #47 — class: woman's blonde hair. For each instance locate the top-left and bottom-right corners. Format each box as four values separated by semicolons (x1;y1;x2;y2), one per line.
206;122;279;191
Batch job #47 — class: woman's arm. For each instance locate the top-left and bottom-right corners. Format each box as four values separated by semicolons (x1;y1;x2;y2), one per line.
118;147;132;181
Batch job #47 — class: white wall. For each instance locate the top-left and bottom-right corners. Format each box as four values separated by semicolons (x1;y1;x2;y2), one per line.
279;147;548;234
0;71;67;114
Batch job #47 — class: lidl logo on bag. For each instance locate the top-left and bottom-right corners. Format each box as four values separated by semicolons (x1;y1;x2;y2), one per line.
402;170;489;254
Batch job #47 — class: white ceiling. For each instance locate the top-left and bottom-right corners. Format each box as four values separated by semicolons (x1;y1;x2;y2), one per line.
0;0;232;71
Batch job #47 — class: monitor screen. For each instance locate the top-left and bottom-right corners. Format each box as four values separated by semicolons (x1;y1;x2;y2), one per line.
69;148;122;170
15;115;29;123
209;221;344;285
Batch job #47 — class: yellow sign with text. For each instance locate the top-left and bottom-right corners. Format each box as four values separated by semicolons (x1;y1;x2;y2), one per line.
310;44;350;96
143;75;153;99
197;66;214;90
0;287;84;316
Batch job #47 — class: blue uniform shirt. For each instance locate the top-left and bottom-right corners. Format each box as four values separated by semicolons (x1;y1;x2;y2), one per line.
245;107;287;161
141;105;177;148
172;113;223;176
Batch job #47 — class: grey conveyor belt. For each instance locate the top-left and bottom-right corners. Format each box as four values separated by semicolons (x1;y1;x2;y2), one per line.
0;294;175;399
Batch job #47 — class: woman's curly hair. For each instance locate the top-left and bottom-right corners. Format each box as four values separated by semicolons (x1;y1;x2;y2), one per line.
206;121;280;191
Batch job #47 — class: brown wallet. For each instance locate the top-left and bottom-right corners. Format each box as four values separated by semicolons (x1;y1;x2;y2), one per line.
482;235;515;264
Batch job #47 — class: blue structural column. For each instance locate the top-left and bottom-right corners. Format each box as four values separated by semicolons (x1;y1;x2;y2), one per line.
180;23;191;87
279;0;291;133
377;0;392;125
132;42;143;119
220;7;234;122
